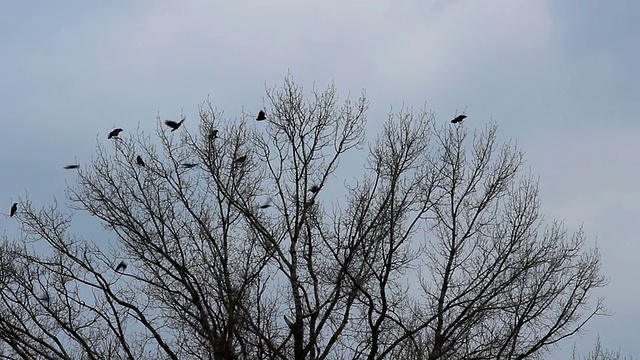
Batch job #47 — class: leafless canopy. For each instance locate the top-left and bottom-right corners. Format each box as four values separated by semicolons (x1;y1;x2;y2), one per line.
0;76;607;360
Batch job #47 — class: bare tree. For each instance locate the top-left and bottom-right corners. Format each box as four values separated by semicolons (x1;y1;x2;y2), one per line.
571;337;638;360
0;76;607;359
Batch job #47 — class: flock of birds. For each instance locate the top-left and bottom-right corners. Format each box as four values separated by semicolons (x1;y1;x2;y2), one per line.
6;110;468;275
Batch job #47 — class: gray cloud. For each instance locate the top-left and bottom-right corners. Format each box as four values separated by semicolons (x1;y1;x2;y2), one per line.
0;1;638;357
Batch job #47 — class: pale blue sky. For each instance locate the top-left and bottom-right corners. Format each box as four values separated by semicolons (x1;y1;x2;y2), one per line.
1;1;638;357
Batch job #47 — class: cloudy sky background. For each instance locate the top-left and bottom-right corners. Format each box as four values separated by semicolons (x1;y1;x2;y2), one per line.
1;1;638;357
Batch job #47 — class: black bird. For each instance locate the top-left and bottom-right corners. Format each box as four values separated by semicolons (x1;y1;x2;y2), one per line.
259;198;272;209
108;128;123;139
233;155;247;164
308;185;321;194
164;118;185;132
64;164;80;170
136;155;145;167
256;110;266;121
208;129;218;140
10;203;17;217
182;163;198;169
451;114;467;124
115;261;127;272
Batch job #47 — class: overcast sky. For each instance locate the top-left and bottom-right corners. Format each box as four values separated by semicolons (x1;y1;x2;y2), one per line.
1;1;638;357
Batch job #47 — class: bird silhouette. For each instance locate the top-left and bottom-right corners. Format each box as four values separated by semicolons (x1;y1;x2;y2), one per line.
108;128;123;139
259;198;272;209
308;185;321;194
451;115;467;124
136;156;145;167
233;155;247;164
256;110;266;121
164;118;185;132
10;203;17;217
64;164;80;170
182;163;198;169
115;261;127;272
208;129;218;140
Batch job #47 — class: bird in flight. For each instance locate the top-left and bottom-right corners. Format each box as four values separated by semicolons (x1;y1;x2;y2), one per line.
136;156;145;167
64;164;80;170
451;115;467;124
108;128;123;139
233;155;247;164
10;203;17;217
115;261;127;272
259;198;272;209
308;185;321;194
182;163;198;169
164;118;185;132
256;110;266;121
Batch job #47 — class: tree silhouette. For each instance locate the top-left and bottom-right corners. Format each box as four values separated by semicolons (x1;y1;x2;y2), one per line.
571;337;638;360
0;77;607;359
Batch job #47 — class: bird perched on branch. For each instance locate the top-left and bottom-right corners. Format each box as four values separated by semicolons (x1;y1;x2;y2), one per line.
256;110;266;121
108;128;123;139
64;164;80;170
308;185;321;194
182;163;198;169
164;118;185;132
115;261;127;272
233;155;247;164
451;115;467;124
136;156;145;167
10;203;17;217
208;129;218;140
